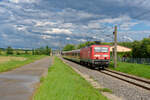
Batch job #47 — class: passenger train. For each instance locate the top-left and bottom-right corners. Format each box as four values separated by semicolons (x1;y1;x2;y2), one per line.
62;45;110;69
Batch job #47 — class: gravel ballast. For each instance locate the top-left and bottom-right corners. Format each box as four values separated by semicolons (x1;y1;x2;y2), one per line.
62;58;150;100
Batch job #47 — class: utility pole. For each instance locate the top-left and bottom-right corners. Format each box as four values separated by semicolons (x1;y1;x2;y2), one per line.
114;25;117;68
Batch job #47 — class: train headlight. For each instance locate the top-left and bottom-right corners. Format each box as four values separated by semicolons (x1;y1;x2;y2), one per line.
94;55;100;57
103;55;108;57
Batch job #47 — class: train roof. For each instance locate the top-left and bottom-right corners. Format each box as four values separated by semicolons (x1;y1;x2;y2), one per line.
90;45;110;47
62;45;110;53
62;49;80;53
80;45;110;49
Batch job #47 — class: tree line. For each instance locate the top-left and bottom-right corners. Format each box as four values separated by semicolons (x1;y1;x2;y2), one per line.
63;38;150;58
0;46;51;56
132;38;150;58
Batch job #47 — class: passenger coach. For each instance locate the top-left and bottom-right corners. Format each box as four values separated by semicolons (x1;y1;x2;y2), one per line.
62;45;110;69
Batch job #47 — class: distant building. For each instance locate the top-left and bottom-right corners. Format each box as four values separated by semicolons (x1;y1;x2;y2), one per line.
52;50;61;56
110;45;131;52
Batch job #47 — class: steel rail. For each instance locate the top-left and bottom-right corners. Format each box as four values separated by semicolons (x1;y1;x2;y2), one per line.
100;70;150;91
63;57;150;91
105;69;150;84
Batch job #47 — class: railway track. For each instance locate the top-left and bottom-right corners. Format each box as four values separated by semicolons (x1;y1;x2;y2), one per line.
63;58;150;91
62;58;150;100
100;69;150;91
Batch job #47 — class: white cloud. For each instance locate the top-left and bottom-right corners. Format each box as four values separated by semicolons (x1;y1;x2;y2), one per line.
35;21;56;27
17;27;26;31
52;28;72;34
88;23;101;29
78;39;86;42
9;0;19;3
44;28;72;34
58;8;100;20
98;15;131;24
86;16;131;30
87;15;135;32
1;33;8;38
17;19;37;25
124;0;150;9
13;25;27;31
77;11;97;19
0;7;7;13
15;25;27;31
66;37;71;40
92;36;97;39
8;0;36;3
120;22;138;31
41;35;52;39
123;36;133;42
60;23;74;28
1;0;150;49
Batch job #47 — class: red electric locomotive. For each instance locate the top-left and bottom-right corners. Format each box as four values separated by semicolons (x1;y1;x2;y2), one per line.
62;45;110;69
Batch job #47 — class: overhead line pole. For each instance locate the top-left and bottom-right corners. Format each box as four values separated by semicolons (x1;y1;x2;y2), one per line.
114;25;117;68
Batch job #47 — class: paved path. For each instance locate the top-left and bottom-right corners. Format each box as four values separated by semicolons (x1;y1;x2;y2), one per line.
0;57;52;100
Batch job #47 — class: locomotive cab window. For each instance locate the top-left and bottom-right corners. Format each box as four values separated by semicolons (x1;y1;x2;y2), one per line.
94;47;108;52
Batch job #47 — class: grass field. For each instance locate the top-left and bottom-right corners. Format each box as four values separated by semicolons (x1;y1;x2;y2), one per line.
0;56;26;64
34;57;108;100
0;55;46;72
0;50;33;55
109;62;150;79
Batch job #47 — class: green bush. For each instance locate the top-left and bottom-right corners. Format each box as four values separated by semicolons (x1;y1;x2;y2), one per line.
6;46;13;55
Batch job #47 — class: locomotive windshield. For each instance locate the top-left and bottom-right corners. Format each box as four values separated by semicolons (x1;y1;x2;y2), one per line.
94;47;108;52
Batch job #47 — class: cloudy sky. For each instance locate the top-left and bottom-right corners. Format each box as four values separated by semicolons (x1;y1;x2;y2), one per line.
0;0;150;49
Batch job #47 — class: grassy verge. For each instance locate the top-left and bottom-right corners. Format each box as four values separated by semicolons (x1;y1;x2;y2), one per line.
0;55;46;72
34;57;108;100
98;88;112;93
109;62;150;79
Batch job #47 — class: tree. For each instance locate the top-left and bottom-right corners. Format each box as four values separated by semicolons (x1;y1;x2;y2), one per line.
147;45;150;56
63;44;75;51
6;46;13;55
77;41;97;49
132;41;142;58
45;45;51;56
0;49;2;55
16;51;20;55
32;46;51;55
141;38;150;57
40;47;45;55
35;49;40;55
25;50;29;55
77;43;86;49
32;49;35;55
131;38;150;58
118;42;133;48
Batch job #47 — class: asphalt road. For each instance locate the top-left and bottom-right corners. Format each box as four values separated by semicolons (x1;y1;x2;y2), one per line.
0;57;52;100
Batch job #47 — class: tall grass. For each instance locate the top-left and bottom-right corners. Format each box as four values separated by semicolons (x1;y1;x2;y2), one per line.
0;55;46;72
110;62;150;79
34;57;108;100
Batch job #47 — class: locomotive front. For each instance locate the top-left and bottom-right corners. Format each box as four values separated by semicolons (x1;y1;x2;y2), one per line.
91;45;110;68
